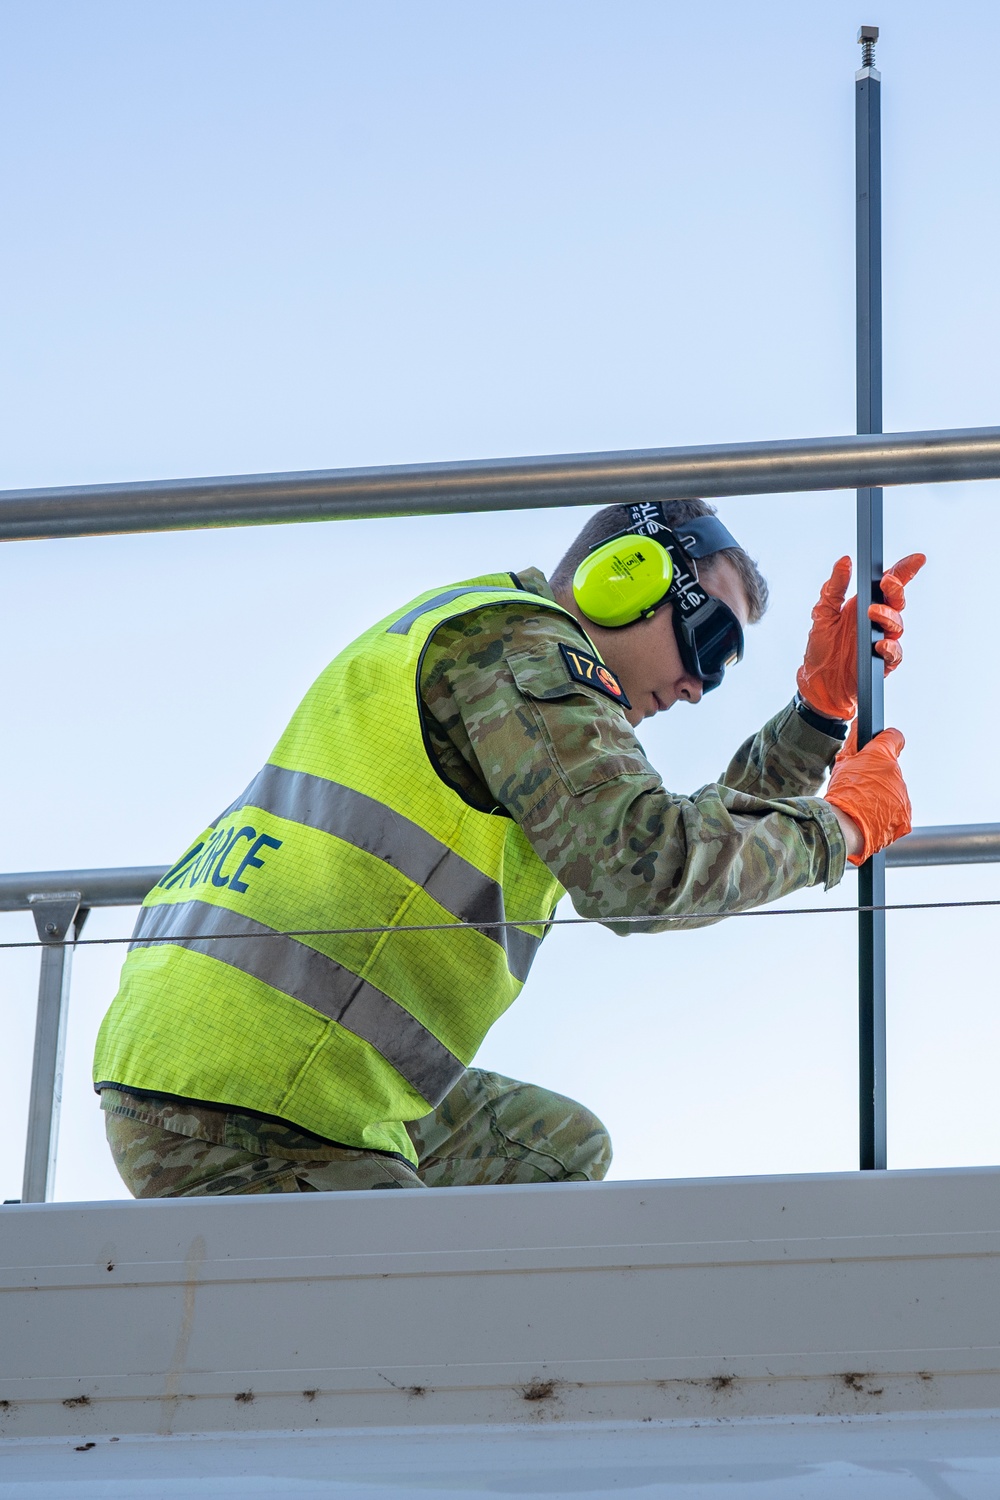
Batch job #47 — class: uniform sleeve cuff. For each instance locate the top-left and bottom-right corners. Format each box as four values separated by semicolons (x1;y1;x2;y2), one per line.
812;796;847;889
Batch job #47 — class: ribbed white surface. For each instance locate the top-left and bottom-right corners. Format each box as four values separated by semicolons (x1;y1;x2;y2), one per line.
3;1169;1000;1491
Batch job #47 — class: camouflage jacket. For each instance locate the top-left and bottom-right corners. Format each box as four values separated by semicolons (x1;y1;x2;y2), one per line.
420;568;846;934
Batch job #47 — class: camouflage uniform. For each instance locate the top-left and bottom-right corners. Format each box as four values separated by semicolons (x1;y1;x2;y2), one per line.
102;565;845;1197
102;1071;612;1196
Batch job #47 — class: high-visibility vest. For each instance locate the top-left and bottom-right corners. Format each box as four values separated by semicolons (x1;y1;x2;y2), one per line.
93;575;588;1162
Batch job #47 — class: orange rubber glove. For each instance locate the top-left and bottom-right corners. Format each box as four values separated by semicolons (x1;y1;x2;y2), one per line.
825;726;912;866
796;553;926;721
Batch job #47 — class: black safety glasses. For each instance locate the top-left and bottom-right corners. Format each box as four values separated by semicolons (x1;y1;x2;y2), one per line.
653;531;745;693
671;595;744;693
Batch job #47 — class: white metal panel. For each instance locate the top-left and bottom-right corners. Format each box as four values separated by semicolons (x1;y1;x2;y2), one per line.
2;1167;1000;1491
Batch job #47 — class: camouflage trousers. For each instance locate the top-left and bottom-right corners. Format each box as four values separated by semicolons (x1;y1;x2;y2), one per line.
101;1070;612;1198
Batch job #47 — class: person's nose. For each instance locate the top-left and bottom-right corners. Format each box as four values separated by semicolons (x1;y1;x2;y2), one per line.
678;675;704;704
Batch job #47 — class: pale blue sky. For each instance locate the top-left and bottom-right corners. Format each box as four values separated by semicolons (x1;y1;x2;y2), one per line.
1;1;998;1200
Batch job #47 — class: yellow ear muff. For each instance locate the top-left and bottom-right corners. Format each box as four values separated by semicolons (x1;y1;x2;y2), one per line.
572;536;674;628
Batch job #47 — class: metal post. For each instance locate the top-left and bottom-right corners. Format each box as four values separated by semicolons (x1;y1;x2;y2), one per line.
856;25;887;1170
21;893;84;1203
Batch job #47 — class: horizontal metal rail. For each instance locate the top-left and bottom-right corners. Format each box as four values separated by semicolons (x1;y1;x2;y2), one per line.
0;826;998;918
885;823;1000;868
0;867;167;912
2;426;1000;542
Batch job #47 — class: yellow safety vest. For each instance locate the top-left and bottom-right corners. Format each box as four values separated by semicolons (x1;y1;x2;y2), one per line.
93;574;585;1161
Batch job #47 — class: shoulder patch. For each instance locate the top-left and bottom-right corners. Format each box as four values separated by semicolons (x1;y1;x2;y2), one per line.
558;644;632;708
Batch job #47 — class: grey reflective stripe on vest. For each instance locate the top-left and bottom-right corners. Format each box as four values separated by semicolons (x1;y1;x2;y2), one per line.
222;764;540;984
130;901;466;1107
386;587;529;636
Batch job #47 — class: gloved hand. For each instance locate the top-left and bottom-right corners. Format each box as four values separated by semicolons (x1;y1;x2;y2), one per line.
796;553;926;721
825;726;912;866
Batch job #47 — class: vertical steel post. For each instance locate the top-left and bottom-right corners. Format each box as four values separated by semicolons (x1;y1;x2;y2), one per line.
856;25;887;1170
21;893;83;1203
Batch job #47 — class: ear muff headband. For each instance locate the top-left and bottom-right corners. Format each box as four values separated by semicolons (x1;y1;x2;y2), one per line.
572;534;675;628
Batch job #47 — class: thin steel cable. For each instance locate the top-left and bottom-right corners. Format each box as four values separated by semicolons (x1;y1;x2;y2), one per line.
1;896;1000;950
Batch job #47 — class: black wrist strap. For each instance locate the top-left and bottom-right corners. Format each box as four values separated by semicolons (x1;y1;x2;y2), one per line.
794;692;850;741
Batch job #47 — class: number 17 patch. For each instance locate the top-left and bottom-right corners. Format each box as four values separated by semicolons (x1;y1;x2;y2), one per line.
559;644;632;709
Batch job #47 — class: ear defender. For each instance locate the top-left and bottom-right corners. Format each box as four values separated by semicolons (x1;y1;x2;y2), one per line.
572;535;675;628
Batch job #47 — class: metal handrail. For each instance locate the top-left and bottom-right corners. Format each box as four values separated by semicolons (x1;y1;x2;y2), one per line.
0;867;167;911
3;426;1000;542
3;823;998;917
4;823;999;1202
887;824;1000;867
